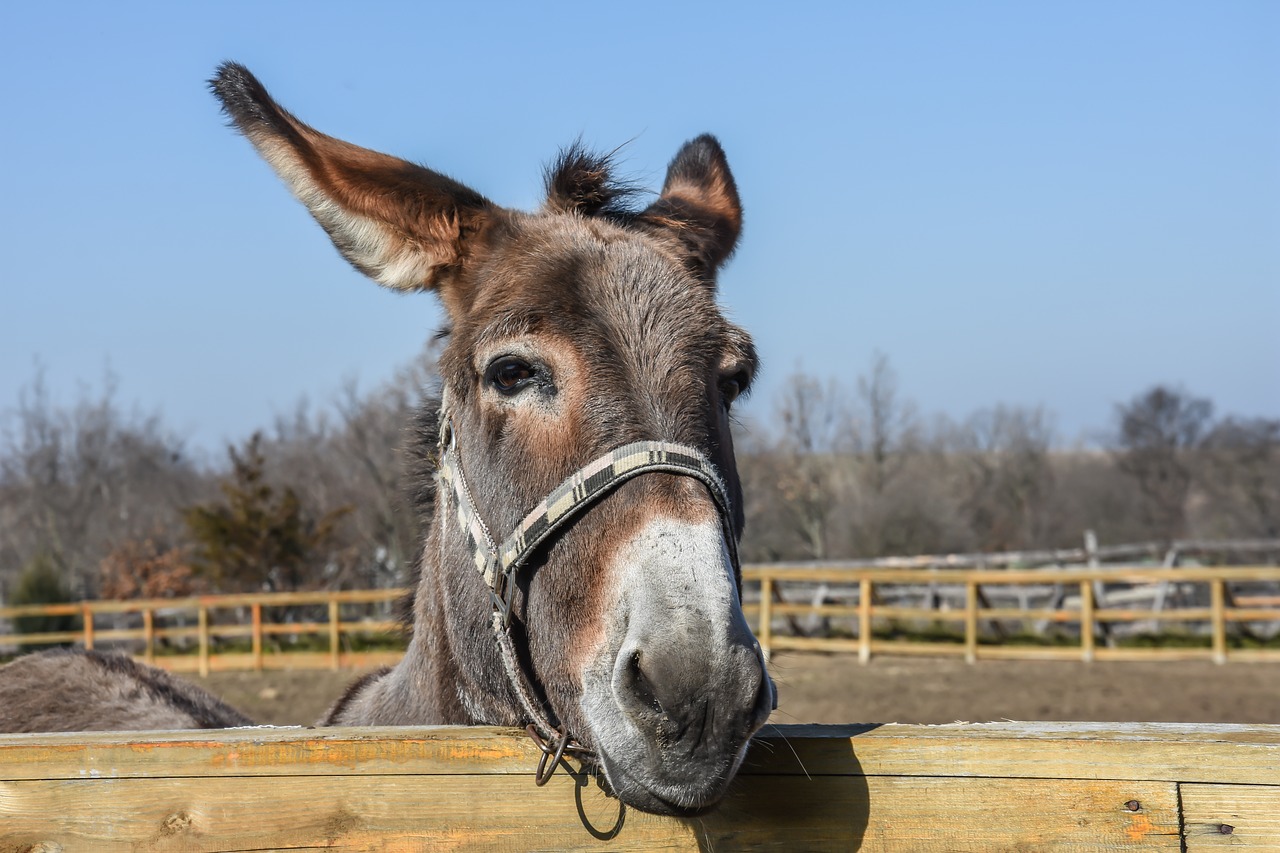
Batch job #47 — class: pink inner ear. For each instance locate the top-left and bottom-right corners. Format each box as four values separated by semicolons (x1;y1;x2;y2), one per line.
211;62;494;295
636;135;742;275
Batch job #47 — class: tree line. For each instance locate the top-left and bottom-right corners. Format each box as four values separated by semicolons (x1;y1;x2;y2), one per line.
1;348;1276;607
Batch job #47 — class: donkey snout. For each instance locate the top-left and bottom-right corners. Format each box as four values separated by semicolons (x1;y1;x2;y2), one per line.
582;516;773;815
613;629;769;753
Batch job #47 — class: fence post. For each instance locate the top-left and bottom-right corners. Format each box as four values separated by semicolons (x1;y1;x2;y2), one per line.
329;598;341;671
142;608;154;664
1210;578;1227;664
858;577;872;664
198;605;210;677
252;603;263;672
1079;580;1095;663
758;575;773;663
82;605;94;651
965;580;979;664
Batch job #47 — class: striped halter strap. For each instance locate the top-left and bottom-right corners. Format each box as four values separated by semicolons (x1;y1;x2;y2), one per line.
435;390;739;784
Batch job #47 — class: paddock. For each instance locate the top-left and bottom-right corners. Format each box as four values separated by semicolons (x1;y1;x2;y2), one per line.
1;722;1276;851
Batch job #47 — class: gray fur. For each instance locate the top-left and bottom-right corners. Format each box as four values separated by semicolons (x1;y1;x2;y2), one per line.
0;649;254;733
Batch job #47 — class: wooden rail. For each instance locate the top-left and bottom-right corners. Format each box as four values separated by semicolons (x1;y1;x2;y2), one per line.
742;565;1280;663
0;722;1276;850
3;565;1280;670
0;589;406;675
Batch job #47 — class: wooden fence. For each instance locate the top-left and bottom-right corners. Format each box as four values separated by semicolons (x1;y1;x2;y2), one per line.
0;589;406;675
1;721;1277;850
3;564;1280;670
742;564;1280;663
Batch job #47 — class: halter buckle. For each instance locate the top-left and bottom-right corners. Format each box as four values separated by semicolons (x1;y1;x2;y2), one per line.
490;562;518;627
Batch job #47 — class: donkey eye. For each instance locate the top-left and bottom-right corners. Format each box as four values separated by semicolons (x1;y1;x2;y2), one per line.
719;372;748;409
486;357;538;395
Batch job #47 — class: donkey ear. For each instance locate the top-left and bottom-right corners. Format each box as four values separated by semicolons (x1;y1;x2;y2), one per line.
636;135;742;279
209;62;494;295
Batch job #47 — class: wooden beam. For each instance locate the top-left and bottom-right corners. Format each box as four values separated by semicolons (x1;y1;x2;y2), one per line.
1181;783;1280;850
0;723;1276;851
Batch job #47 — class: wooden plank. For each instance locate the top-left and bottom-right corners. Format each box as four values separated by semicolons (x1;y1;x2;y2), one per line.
867;606;966;620
742;722;1280;786
964;581;979;663
0;631;84;645
858;576;872;663
745;566;1280;585
758;574;773;660
250;603;262;671
329;599;341;671
974;646;1097;661
0;771;1180;851
4;723;1279;786
768;636;864;653
868;640;967;656
1219;648;1280;663
1080;580;1095;662
142;608;154;664
1211;579;1227;663
1181;783;1280;851
81;605;94;650
1092;648;1214;662
978;607;1080;621
197;605;209;677
152;650;403;673
1093;608;1214;622
765;602;862;617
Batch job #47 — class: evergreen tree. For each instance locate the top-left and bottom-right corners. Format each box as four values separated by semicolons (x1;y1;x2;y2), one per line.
183;433;349;591
10;553;79;651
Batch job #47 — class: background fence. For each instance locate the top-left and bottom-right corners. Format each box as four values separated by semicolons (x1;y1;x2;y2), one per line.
4;570;1280;671
0;588;406;675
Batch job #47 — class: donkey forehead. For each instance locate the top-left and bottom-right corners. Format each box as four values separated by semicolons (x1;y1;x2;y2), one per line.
460;216;738;368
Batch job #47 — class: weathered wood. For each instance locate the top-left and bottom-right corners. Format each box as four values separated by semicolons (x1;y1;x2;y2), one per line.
197;604;209;677
155;650;404;674
1181;783;1280;850
4;722;1278;784
758;574;773;660
81;604;94;650
0;775;1183;852
250;602;262;671
1210;579;1227;664
964;580;979;663
142;608;154;664
6;723;1268;851
858;576;872;663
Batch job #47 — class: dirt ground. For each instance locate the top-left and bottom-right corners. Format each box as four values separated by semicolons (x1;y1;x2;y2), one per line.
200;652;1280;727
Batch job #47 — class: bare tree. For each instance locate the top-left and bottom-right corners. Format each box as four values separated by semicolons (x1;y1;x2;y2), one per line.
949;405;1058;551
765;370;854;560
0;368;200;598
1196;417;1280;538
1112;385;1214;542
853;351;918;496
256;341;440;588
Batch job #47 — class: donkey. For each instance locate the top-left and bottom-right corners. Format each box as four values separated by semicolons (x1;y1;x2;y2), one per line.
0;63;774;816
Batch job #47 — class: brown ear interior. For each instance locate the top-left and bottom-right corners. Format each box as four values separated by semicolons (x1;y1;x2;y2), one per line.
637;135;743;278
210;62;494;294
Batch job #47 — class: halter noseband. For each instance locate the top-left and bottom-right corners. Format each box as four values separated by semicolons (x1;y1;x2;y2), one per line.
435;391;740;784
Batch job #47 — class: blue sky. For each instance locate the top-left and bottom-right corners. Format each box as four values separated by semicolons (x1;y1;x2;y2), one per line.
2;1;1276;453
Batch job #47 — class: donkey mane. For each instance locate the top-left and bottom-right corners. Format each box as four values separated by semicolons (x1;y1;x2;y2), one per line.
543;143;642;218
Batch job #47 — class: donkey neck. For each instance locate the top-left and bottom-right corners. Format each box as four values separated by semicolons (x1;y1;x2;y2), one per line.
323;531;525;727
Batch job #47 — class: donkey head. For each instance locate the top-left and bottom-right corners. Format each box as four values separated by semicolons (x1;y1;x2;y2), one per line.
211;63;773;816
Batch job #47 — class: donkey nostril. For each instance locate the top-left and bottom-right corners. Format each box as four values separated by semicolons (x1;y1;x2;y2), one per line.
621;651;664;716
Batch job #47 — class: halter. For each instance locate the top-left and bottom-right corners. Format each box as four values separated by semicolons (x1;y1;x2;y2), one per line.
435;391;739;784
